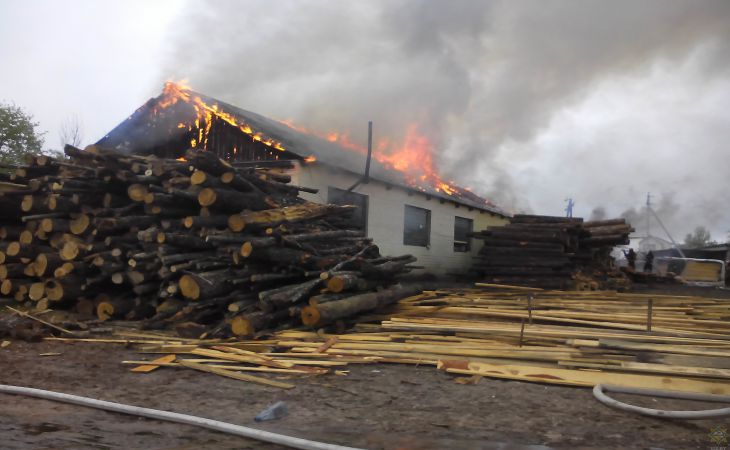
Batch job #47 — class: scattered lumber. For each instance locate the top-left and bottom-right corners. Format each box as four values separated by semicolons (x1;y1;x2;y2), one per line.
471;214;633;290
42;285;730;395
0;146;417;338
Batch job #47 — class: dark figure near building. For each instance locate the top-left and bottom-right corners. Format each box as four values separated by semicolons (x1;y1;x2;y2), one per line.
623;248;637;269
644;251;654;273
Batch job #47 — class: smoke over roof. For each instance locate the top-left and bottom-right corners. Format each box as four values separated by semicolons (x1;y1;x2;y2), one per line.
160;0;730;238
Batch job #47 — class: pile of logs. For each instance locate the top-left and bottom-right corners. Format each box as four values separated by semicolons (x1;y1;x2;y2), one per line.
471;215;633;289
0;146;417;338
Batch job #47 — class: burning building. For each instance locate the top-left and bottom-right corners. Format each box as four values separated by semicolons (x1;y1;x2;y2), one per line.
97;83;508;275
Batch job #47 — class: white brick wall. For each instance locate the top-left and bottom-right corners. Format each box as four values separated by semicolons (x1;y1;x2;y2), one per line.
291;162;508;276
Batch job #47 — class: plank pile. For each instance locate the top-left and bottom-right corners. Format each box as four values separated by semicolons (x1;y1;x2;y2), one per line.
52;285;730;395
0;146;416;338
471;215;633;289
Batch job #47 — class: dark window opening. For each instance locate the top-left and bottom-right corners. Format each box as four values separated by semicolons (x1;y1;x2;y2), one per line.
404;205;431;247
327;187;368;233
454;216;473;252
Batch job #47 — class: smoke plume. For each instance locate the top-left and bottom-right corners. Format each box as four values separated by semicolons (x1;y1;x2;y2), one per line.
161;0;730;237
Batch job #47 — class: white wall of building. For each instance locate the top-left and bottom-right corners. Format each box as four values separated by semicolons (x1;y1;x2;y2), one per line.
291;162;508;276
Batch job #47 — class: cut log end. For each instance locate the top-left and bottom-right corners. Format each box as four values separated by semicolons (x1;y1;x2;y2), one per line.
228;215;245;232
230;315;253;337
190;170;208;186
97;302;114;321
327;277;346;293
70;214;90;235
0;279;13;295
240;242;253;258
29;282;45;301
197;188;217;207
220;172;235;184
44;280;64;301
40;218;54;233
60;241;80;261
21;195;34;212
19;230;34;245
6;242;21;257
36;298;50;312
300;305;321;327
179;274;200;300
127;184;148;202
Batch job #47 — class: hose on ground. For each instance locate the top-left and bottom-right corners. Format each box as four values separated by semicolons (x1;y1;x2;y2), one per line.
593;384;730;419
0;384;362;450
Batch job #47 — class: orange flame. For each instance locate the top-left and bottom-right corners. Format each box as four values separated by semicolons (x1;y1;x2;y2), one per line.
278;119;472;200
304;155;317;163
154;81;287;154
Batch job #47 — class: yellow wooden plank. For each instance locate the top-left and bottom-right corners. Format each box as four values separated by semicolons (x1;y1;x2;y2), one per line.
178;360;295;389
439;360;730;395
130;354;177;373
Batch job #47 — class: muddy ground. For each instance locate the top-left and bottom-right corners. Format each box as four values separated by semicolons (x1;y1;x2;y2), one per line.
1;285;729;449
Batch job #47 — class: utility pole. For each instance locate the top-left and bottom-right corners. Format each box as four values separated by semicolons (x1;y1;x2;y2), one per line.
646;192;651;237
565;198;574;218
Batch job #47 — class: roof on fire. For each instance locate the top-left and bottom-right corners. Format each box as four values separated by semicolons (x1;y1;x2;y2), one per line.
98;89;507;216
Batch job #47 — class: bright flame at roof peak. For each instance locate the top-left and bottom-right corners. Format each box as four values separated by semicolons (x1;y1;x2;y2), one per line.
154;81;287;154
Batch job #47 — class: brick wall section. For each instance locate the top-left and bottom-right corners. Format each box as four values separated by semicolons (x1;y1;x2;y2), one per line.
292;162;508;276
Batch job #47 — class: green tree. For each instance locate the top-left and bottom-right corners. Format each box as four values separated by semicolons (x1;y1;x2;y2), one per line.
683;226;716;249
0;103;45;165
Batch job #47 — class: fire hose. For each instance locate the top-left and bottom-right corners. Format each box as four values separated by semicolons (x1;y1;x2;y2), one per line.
593;384;730;419
0;384;362;450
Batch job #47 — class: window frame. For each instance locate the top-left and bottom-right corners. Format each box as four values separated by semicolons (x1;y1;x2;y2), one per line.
327;186;369;234
453;216;473;252
403;204;431;247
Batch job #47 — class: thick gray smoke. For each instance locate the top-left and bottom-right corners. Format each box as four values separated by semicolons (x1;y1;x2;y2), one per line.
590;207;607;222
161;0;730;237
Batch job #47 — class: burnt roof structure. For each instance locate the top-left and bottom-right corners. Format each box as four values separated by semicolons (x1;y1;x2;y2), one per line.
98;84;506;216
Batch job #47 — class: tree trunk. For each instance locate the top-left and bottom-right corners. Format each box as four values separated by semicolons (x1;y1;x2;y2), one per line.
301;285;422;327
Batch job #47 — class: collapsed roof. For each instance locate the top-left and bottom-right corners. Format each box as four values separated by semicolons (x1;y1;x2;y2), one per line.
98;83;506;215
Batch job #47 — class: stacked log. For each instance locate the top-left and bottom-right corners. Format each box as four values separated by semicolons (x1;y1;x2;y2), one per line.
472;214;633;289
0;146;416;338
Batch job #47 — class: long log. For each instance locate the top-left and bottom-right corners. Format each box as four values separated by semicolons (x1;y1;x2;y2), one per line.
179;271;235;300
258;278;322;312
228;203;355;232
301;285;422;327
197;187;273;212
183;215;229;229
229;308;292;337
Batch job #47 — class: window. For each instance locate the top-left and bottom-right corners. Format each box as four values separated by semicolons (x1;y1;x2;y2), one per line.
327;187;368;232
454;216;473;252
404;205;430;247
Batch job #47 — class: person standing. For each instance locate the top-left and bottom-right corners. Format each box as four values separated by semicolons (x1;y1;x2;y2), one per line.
644;250;654;273
623;248;637;270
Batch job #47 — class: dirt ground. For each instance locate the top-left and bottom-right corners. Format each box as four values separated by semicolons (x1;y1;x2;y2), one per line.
2;285;729;449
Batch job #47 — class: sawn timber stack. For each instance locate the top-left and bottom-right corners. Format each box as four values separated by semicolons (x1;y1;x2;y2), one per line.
471;214;633;289
0;146;417;338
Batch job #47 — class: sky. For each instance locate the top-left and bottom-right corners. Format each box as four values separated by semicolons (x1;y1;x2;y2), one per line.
1;0;729;242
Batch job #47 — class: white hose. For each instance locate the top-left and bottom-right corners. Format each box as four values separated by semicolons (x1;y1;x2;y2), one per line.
593;384;730;419
0;384;363;450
